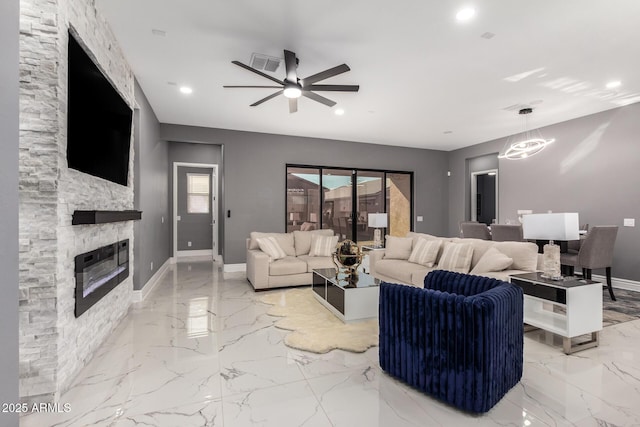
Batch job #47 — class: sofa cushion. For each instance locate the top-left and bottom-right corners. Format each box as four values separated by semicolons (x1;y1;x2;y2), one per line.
411;267;435;287
249;232;296;256
297;255;336;272
470;247;513;274
463;238;495;269
438;242;474;273
406;231;441;245
293;229;335;256
309;234;338;257
384;236;413;260
376;259;426;284
256;237;287;260
492;241;538;271
408;238;441;267
269;257;307;276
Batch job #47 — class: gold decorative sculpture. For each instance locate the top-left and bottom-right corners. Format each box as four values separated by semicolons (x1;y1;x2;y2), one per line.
332;240;363;285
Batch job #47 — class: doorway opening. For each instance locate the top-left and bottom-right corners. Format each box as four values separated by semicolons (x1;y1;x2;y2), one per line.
470;169;498;226
173;162;219;260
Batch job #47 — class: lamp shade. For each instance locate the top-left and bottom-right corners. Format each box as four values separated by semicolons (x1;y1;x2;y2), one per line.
368;213;388;228
522;213;579;241
309;213;318;223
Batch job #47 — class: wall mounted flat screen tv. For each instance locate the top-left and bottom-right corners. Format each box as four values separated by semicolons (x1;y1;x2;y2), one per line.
67;32;133;186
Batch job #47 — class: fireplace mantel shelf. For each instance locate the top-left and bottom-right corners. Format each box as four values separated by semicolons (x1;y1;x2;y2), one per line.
72;210;142;225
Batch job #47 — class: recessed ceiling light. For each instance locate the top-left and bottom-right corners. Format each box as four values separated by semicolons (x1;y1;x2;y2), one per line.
334;109;345;116
606;80;621;89
179;86;193;94
456;7;476;22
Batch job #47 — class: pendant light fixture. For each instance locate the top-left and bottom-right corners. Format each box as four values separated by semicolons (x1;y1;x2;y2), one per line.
498;108;555;160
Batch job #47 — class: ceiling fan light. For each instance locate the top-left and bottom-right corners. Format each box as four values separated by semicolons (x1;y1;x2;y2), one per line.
283;85;302;99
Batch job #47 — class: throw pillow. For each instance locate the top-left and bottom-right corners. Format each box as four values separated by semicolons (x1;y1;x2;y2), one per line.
249;232;296;256
308;234;338;257
437;242;474;273
408;238;441;267
256;237;287;260
470;247;513;274
383;236;413;260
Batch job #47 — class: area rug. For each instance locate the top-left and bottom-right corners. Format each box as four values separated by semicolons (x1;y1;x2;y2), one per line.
603;288;640;327
259;288;379;354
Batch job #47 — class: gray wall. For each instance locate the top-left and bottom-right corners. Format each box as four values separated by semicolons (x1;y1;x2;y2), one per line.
0;0;19;423
168;141;223;255
176;166;214;251
161;125;450;264
449;103;640;281
133;81;170;290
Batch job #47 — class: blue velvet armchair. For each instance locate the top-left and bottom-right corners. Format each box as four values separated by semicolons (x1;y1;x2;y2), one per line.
379;270;523;413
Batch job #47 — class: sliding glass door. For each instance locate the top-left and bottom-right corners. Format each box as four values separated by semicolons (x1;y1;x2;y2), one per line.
356;171;384;244
286;165;413;244
321;169;353;240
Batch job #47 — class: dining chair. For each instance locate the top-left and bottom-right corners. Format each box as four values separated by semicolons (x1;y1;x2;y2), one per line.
460;221;491;240
567;223;589;253
490;224;524;242
560;226;618;301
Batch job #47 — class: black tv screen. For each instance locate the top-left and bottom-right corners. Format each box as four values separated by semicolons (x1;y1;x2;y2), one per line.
67;32;133;186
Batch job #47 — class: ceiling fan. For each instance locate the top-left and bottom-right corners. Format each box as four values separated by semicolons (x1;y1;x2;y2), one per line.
223;50;359;113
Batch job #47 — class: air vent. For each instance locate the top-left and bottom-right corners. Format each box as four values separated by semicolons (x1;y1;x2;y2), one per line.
480;32;495;39
250;53;281;72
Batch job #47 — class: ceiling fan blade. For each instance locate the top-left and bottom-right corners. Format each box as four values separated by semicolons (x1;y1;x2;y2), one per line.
250;90;283;107
289;98;298;114
284;50;298;83
301;64;350;86
232;61;283;85
223;85;282;88
305;84;359;92
302;91;336;107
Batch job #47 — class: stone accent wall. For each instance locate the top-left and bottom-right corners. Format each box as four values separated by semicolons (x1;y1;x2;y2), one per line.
19;0;135;403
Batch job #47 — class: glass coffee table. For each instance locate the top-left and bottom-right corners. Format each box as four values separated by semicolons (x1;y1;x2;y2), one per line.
312;268;380;322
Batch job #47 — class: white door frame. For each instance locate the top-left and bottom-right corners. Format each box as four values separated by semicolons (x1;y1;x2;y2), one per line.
173;162;219;259
470;169;498;224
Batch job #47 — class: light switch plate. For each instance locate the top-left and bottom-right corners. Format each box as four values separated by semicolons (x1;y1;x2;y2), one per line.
417;216;424;222
624;218;635;227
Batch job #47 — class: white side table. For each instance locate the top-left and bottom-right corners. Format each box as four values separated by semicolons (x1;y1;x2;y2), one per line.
360;245;385;274
510;272;603;354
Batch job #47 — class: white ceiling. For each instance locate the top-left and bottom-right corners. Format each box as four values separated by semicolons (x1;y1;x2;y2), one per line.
96;0;640;151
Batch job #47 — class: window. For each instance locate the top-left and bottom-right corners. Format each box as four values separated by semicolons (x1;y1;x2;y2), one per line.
286;165;413;243
187;173;210;214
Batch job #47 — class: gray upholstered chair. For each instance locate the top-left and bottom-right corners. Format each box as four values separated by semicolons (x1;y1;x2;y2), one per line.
460;221;491;240
567;223;589;253
560;226;618;301
490;224;524;242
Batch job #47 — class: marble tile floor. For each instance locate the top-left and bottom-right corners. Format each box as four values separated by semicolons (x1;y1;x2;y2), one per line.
21;260;640;427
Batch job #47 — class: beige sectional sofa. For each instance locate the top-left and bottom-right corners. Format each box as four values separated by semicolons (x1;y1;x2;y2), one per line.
369;232;541;287
246;229;337;290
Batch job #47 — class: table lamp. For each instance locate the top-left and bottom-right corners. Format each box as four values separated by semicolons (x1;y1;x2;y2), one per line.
522;213;579;280
368;213;388;248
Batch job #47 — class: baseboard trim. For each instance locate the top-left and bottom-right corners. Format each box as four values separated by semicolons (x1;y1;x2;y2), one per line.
133;258;171;302
177;249;213;258
592;274;640;293
224;263;246;273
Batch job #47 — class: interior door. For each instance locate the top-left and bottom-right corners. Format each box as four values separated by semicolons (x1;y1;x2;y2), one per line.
174;163;218;258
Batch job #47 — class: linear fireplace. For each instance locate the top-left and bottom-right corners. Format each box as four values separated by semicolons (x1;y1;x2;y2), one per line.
74;240;129;317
